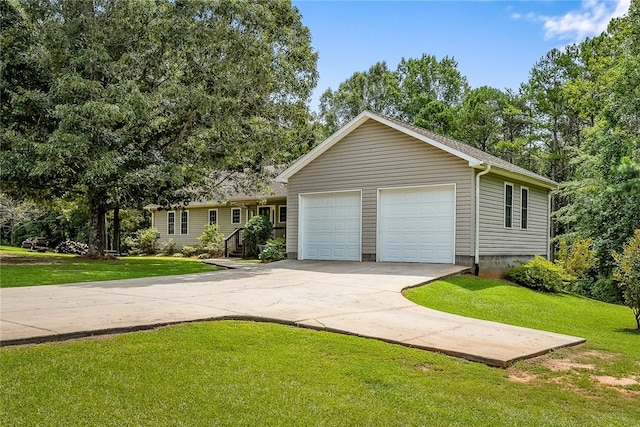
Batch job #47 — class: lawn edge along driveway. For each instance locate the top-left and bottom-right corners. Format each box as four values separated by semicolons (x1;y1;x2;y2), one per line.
0;260;585;367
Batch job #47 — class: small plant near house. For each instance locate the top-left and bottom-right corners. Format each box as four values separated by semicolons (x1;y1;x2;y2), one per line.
125;227;158;255
197;224;224;257
506;255;567;293
159;239;177;256
259;237;286;262
612;229;640;329
181;245;199;257
243;215;273;258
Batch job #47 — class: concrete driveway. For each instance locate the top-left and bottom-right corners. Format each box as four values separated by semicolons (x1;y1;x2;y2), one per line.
0;260;584;367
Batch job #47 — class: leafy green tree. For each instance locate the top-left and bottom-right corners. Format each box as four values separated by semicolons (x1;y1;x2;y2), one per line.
396;54;469;123
243;215;273;258
454;86;507;154
556;2;640;273
613;230;640;329
318;61;399;135
0;0;318;255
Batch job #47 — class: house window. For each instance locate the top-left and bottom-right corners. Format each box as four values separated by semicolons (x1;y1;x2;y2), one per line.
180;211;188;235
521;187;529;230
167;211;175;235
208;209;218;226
231;208;241;224
279;205;287;223
504;183;513;228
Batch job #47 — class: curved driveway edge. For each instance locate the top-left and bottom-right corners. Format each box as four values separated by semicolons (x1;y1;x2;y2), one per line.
0;260;585;367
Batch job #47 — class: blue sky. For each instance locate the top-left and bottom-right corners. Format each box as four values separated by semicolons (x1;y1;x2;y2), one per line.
292;0;630;110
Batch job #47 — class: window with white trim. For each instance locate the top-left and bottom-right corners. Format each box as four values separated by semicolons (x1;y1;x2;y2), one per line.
504;183;513;228
167;211;175;235
521;187;529;230
208;209;218;225
180;211;188;235
231;208;241;224
279;205;287;223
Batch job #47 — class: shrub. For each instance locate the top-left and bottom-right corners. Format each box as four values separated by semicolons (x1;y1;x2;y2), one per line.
612;229;640;329
197;225;224;257
181;245;200;257
160;239;176;256
259;237;286;262
506;256;567;293
591;276;624;305
564;238;597;278
172;252;183;257
243;215;273;258
124;227;158;255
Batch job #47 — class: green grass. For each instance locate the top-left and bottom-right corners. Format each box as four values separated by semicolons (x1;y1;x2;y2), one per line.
0;246;221;288
405;275;640;383
1;321;639;427
1;274;639;425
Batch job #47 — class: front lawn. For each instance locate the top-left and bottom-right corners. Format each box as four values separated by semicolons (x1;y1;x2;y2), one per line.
0;246;221;288
1;320;639;426
405;275;640;394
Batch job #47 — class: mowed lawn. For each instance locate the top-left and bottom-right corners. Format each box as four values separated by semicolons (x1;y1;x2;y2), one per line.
1;276;639;426
0;246;221;287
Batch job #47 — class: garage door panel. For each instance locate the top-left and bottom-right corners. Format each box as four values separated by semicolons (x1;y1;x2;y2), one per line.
379;186;455;263
301;192;361;261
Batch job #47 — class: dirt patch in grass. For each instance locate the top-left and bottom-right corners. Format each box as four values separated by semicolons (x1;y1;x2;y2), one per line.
591;375;638;387
542;359;595;372
508;371;538;383
508;349;639;397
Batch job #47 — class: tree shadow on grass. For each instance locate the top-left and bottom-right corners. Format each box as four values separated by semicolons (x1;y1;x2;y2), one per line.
615;328;640;336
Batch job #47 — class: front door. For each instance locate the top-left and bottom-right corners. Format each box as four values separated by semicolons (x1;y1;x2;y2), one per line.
258;206;273;223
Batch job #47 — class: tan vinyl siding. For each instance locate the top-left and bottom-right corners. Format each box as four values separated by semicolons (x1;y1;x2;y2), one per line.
153;207;249;249
287;120;474;258
479;174;549;256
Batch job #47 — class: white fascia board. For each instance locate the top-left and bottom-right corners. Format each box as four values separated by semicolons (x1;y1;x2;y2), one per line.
275;111;372;183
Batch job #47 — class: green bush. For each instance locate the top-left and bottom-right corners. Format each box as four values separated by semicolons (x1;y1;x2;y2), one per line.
259;237;286;262
197;225;224;257
160;239;176;256
124;227;158;255
243;215;273;258
506;256;567;293
181;245;200;257
564;238;598;278
613;229;640;329
591;276;624;305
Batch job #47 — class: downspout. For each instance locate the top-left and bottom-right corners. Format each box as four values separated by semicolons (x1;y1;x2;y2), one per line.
474;164;491;275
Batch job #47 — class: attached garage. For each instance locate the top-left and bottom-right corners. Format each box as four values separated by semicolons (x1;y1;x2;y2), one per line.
299;191;361;261
378;185;455;263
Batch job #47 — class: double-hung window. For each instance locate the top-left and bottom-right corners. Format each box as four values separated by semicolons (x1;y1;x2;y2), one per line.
180;211;188;235
167;211;176;235
504;183;513;228
208;209;218;226
231;208;241;224
279;206;287;223
521;187;529;229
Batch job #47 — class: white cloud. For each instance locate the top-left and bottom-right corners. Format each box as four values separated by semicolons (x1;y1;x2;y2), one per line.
535;0;630;41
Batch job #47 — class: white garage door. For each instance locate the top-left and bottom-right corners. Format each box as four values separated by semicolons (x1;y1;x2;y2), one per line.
300;191;361;261
379;185;455;263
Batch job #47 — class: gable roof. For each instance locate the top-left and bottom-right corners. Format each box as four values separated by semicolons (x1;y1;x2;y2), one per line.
276;110;558;190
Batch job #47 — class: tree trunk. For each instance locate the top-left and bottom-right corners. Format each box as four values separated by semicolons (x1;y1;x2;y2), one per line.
88;196;107;256
113;206;121;255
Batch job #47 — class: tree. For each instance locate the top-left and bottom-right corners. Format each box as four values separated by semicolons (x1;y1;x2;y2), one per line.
556;1;640;273
0;0;318;255
396;54;469;123
318;61;399;136
454;86;507;154
613;230;640;329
